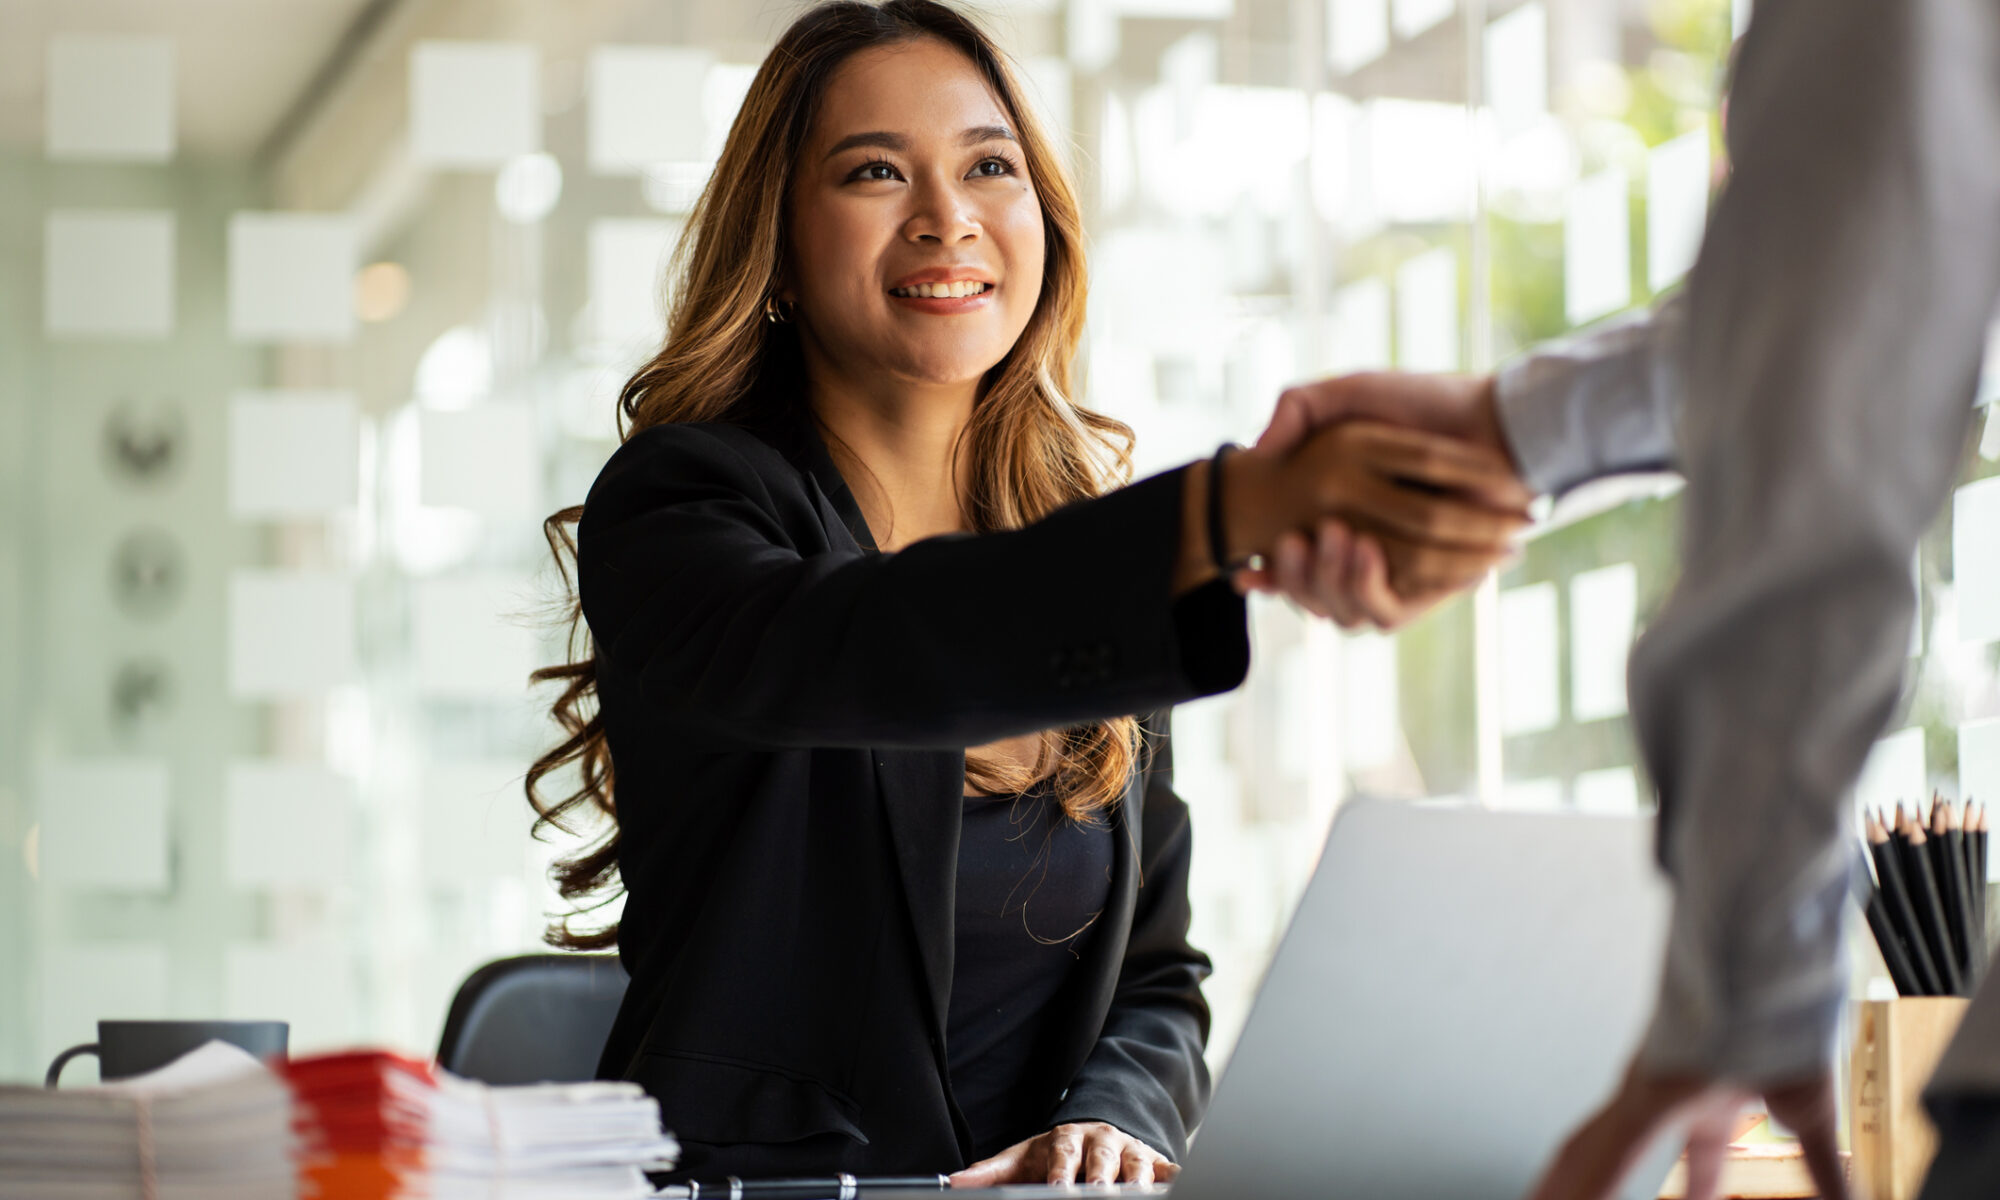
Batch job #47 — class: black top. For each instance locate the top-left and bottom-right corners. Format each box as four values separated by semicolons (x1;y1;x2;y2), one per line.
948;784;1117;1159
578;401;1247;1178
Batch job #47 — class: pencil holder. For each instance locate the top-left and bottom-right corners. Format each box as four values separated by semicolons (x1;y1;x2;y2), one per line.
1850;996;1970;1200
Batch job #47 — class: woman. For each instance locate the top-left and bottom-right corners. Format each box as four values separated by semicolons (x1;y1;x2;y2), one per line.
527;0;1526;1185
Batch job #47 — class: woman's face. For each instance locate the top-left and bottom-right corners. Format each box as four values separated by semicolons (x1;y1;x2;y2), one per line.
786;37;1045;391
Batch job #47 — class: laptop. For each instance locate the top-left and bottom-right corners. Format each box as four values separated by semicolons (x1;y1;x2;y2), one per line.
885;799;1679;1200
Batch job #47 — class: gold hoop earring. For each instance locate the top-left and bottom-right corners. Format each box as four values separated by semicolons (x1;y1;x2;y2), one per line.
764;295;792;324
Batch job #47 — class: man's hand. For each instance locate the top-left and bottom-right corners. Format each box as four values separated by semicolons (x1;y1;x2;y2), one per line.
948;1121;1178;1188
1231;372;1533;631
1522;1059;1848;1200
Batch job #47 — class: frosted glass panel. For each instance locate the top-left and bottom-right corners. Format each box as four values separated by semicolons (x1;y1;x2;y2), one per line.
589;218;680;353
412;575;540;699
225;941;354;1051
36;761;171;890
224;762;353;888
1329;278;1391;373
228;213;358;343
1646;128;1710;292
421;761;537;884
1342;633;1401;771
1395;247;1458;372
1501;582;1560;735
1392;0;1454;39
1575;767;1641;815
589;46;713;175
418;406;541;517
1502;777;1563;810
229;392;360;518
1569;563;1636;721
46;35;174;161
410;41;540;167
1329;0;1389;74
228;571;358;698
1960;718;2000;879
1854;727;1926;821
1955;477;2000;646
1565;169;1632;326
45;211;174;338
1484;2;1547;139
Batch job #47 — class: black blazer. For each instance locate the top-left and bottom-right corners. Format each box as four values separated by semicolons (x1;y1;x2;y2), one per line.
580;399;1251;1178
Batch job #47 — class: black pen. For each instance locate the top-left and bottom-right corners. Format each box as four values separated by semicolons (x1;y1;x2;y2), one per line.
661;1175;950;1200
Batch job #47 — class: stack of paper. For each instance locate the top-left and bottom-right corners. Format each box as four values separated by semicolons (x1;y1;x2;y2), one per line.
0;1040;296;1200
283;1050;679;1199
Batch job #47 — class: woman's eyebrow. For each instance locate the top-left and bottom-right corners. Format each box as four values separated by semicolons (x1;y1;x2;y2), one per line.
823;124;1016;160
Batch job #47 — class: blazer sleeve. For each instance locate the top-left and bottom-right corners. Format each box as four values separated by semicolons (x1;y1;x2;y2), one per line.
578;422;1250;750
1047;708;1213;1162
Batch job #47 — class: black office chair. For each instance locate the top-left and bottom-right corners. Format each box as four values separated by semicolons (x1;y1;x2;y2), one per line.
435;953;628;1085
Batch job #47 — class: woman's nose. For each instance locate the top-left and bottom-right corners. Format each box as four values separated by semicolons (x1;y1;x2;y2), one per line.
904;177;980;244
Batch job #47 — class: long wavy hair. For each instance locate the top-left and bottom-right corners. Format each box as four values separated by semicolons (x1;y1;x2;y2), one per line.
527;0;1145;951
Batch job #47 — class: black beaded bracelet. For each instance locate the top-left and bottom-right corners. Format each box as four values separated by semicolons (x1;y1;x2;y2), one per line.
1207;442;1255;575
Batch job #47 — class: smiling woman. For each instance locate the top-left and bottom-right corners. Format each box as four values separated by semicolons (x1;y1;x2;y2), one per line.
522;0;1525;1188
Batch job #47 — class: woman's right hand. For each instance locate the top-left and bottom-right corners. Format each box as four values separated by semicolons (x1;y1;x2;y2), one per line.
1223;419;1532;600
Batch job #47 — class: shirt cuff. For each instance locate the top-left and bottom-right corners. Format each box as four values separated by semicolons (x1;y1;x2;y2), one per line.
1168;575;1250;698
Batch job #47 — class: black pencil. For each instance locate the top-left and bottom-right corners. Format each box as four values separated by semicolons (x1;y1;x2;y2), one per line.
1869;809;1942;994
1972;801;1990;981
1901;808;1966;995
1865;888;1922;996
1935;798;1976;980
1948;799;1978;975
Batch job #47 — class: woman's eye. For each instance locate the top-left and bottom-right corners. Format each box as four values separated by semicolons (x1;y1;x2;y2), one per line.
854;161;900;182
971;157;1014;178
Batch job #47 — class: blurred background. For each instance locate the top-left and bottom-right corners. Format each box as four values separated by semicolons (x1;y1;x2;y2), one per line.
5;0;1999;1088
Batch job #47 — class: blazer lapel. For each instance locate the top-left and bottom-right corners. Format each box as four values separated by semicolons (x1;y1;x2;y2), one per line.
778;403;962;1080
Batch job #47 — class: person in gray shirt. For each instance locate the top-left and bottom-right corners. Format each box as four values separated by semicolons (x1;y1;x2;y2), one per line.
1237;0;2000;1196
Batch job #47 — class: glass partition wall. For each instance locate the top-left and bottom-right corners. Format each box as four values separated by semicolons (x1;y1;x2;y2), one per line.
7;0;1992;1090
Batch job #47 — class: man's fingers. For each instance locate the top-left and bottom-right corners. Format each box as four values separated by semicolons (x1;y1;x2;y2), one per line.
948;1146;1020;1189
1257;384;1343;455
1341;474;1529;551
1083;1136;1121;1184
1045;1126;1085;1185
1120;1145;1155;1186
1347;534;1418;630
1338;421;1534;509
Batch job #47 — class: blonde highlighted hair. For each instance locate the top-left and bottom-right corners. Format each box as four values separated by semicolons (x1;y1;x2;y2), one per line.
528;0;1144;950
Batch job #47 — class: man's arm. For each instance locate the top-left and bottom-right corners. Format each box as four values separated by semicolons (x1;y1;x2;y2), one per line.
1625;0;2000;1088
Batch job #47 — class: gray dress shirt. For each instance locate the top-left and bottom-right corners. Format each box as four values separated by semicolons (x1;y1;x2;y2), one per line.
1490;0;2000;1094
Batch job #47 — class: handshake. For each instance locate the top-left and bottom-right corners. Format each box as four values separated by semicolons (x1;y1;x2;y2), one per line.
1211;371;1531;630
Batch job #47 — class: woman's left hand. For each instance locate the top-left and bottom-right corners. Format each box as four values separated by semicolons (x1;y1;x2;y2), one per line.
947;1121;1179;1187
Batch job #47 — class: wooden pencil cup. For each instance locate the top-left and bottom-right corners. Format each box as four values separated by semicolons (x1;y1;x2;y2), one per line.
1851;997;1970;1200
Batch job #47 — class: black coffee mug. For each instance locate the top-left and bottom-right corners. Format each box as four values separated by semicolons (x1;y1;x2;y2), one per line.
45;1020;289;1087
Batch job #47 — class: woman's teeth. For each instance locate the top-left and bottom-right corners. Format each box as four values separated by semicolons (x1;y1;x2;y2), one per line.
890;281;990;299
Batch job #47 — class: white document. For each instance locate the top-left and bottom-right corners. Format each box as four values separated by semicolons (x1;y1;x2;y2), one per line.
228;571;357;698
1501;582;1561;735
44;210;174;338
418;405;541;517
421;760;538;884
1854;727;1927;822
46;35;174;161
1574;766;1642;815
1569;562;1637;721
36;761;171;890
589;45;713;174
410;41;540;168
40;943;170;1082
1393;0;1454;39
1955;477;2000;646
412;574;541;699
1960;718;2000;879
1328;277;1392;373
1646;128;1711;292
223;762;353;888
224;941;353;1051
589;218;680;354
1484;2;1547;140
228;212;357;343
1395;246;1458;372
228;391;360;518
1565;168;1633;327
1328;0;1390;75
